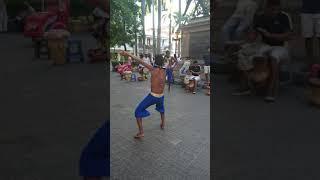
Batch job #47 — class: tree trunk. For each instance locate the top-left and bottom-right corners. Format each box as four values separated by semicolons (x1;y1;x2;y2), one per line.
168;0;172;53
123;44;127;51
157;0;161;54
134;2;138;56
152;0;156;56
135;31;138;56
179;0;181;28
123;21;127;52
142;0;146;54
178;0;181;57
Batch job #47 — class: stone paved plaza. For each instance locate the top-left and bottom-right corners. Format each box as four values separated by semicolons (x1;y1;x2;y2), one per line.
110;72;210;179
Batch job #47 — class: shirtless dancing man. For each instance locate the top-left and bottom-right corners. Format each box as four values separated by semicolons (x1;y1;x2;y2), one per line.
120;51;166;139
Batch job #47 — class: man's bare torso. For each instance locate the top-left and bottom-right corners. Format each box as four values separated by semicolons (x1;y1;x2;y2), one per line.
151;68;166;94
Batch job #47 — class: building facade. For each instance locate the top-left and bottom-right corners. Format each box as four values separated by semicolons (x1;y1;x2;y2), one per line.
180;16;210;60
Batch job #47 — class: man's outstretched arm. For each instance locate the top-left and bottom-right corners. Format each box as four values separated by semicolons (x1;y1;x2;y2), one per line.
120;51;153;71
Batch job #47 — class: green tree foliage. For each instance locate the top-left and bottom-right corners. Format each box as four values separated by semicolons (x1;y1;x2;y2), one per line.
110;0;141;50
172;0;210;29
173;11;191;27
183;0;210;17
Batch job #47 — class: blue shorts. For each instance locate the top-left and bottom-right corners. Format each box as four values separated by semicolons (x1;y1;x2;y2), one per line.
79;121;109;177
166;68;174;84
135;93;165;118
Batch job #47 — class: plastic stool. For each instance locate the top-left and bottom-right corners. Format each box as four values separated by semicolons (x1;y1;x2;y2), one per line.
130;74;137;81
66;39;84;63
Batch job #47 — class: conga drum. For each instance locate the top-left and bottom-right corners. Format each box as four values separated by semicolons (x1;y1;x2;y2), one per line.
250;57;270;84
307;78;320;106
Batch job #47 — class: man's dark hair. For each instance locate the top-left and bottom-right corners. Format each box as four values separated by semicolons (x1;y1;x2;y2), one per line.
139;54;144;58
154;54;164;67
193;60;198;64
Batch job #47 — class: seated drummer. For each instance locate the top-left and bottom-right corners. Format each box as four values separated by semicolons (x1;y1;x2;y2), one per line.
185;61;201;94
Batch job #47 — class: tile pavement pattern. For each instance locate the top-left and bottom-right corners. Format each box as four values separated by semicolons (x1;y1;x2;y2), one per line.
110;72;210;179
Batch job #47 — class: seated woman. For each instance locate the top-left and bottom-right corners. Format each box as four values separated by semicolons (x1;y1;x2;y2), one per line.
119;57;133;80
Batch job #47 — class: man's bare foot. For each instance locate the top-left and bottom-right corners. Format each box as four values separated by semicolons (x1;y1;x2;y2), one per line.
160;121;165;129
134;133;144;139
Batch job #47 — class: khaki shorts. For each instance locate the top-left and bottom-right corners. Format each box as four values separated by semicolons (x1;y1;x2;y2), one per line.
204;66;210;74
185;75;201;82
255;45;289;63
301;13;320;38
